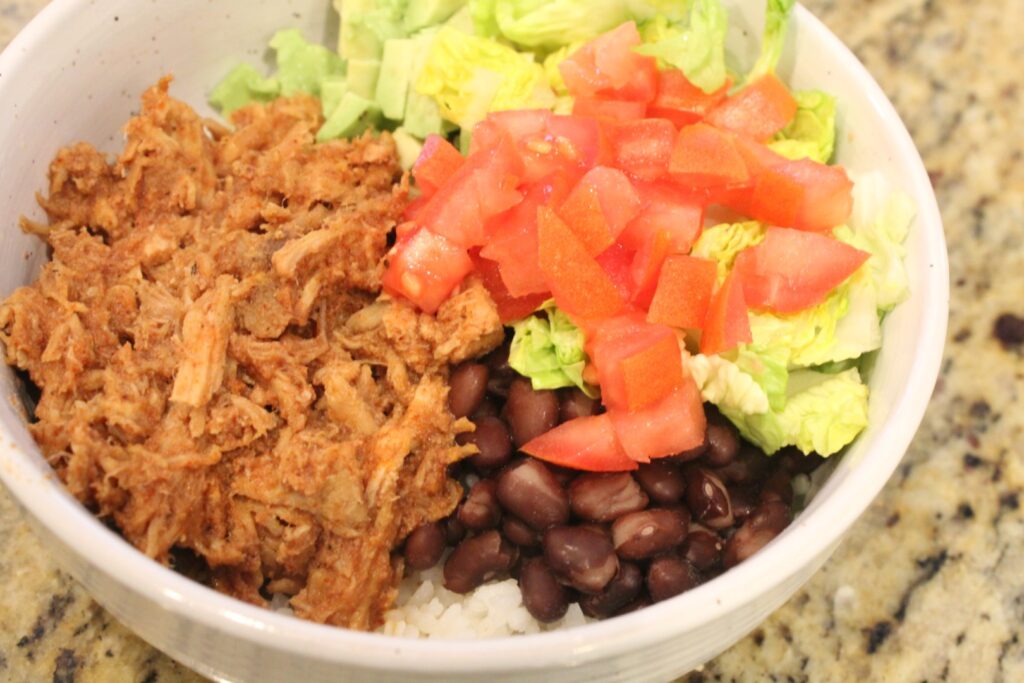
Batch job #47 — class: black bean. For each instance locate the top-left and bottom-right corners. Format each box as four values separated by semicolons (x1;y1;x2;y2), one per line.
472;397;500;419
723;500;792;569
776;448;825;475
569;473;649;522
484;345;515;397
496;459;570;531
635;460;687;504
647;556;701;603
759;469;794;506
680;525;723;572
579;561;644;618
461;417;513;470
616;595;653;616
504;379;560;447
685;468;734;529
443;530;517;594
458;480;503;531
449;363;490;418
611;508;689;560
713;445;772;485
502;516;540;548
728;485;758;521
559;387;599;422
548;464;578;488
519;558;569;623
670;437;708;463
444;514;466;545
703;421;740;467
543;525;619;594
404;522;446;571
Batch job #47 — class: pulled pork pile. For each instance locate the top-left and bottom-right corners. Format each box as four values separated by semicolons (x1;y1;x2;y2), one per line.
0;78;502;629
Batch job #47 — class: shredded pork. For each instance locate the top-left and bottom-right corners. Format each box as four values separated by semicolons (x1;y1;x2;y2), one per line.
0;78;503;630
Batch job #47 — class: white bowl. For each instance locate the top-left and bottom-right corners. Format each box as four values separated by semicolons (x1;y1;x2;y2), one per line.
0;1;947;681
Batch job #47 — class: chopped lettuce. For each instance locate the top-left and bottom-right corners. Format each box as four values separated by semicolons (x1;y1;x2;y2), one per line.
846;172;915;312
209;30;344;115
686;352;770;415
509;301;597;396
490;0;631;50
721;368;869;455
635;0;729;93
746;0;796;82
209;64;281;116
416;26;556;130
691;221;766;282
769;90;837;163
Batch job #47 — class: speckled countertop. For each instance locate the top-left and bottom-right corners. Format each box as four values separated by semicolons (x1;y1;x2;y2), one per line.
1;1;1023;681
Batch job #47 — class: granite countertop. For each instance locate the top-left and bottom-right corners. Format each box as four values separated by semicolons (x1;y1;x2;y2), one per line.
1;0;1022;681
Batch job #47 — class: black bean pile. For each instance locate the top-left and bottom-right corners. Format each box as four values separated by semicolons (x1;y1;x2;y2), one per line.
402;341;825;624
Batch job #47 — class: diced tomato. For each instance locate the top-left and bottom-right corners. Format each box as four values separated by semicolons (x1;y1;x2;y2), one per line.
471;251;548;323
646;255;718;329
619;333;684;411
609;377;706;462
585;313;678;411
706;73;798;142
559;22;658;103
403;196;429;222
619;181;704;253
731;138;854;231
648;69;731;127
537;206;625;319
595;242;636;302
413;134;465;196
472;110;551;155
417;136;524;247
573;98;647;122
383;228;474;314
545;115;607;171
609;118;676;181
733;227;870;313
700;270;751;355
669;123;751;189
630;229;673;309
522;414;638;472
557;166;642;255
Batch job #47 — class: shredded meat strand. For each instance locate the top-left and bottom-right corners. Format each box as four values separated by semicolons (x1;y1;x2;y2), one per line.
0;77;503;630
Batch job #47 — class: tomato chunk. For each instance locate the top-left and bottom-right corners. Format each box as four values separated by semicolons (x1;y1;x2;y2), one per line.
648;69;731;127
706;73;797;142
647;255;718;329
619;181;704;253
629;229;673;309
522;414;638;472
560;22;657;103
413;134;465;195
557;166;641;255
669;123;751;189
619;333;684;411
536;206;625;319
383;228;474;314
573;98;647;122
700;270;751;355
595;242;636;302
609;118;676;181
733;227;870;313
471;252;548;323
585;313;678;411
609;377;706;462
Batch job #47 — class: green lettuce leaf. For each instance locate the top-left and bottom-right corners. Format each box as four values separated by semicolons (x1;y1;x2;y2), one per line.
469;0;501;37
769;90;837;163
209;30;345;115
490;0;631;50
686;352;770;415
846;172;915;312
415;26;556;130
634;0;729;93
209;64;281;116
721;368;869;455
746;0;796;82
509;301;597;396
691;221;766;282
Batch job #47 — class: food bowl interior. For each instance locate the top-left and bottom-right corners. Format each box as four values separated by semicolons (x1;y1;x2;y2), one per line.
0;1;947;682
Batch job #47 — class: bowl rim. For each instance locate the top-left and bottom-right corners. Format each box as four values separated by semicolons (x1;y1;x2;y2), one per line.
0;0;949;675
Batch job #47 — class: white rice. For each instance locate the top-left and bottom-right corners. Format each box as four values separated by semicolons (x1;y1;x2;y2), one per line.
379;565;591;638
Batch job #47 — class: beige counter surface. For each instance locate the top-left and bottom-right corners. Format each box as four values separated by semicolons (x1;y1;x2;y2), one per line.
2;1;1023;681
